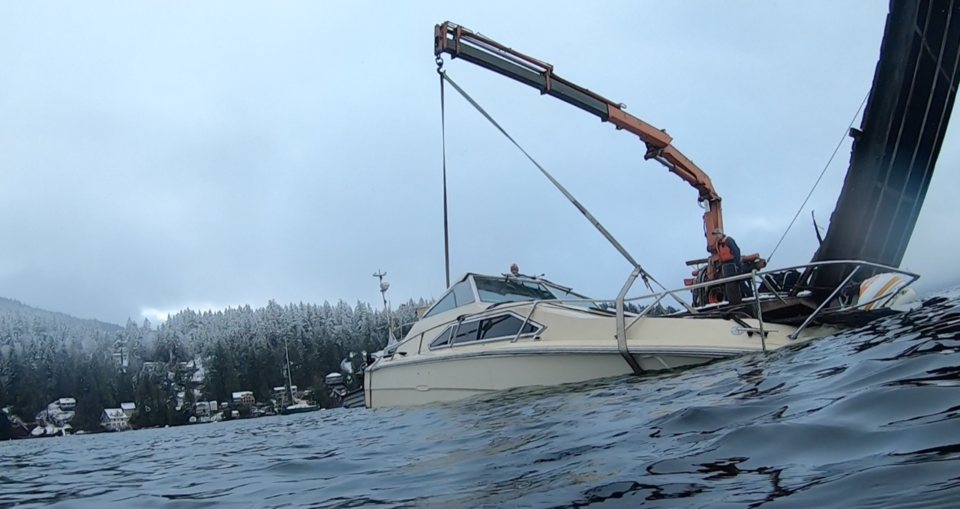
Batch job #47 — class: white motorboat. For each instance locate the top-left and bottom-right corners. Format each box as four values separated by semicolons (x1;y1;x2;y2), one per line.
363;264;919;408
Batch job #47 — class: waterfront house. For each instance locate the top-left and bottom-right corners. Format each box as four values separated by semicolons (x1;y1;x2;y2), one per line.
141;361;164;372
273;385;299;398
37;398;77;427
101;408;129;431
58;398;76;411
232;391;255;406
194;401;211;416
112;351;129;369
120;402;136;418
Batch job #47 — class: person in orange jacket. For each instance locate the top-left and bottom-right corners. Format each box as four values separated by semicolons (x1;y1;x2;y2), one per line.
713;228;741;269
713;228;743;305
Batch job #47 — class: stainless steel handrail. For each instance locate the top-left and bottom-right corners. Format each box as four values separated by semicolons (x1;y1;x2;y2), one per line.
440;260;919;325
615;267;644;374
787;266;861;340
395;259;920;354
624;292;668;332
751;270;767;352
512;300;540;343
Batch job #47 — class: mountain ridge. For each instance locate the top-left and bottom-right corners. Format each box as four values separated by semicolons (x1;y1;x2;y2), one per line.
0;296;123;333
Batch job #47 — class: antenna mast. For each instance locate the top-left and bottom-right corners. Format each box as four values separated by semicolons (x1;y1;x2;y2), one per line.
373;270;397;345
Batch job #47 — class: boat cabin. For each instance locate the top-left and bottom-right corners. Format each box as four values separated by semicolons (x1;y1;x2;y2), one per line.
422;273;600;317
395;273;611;349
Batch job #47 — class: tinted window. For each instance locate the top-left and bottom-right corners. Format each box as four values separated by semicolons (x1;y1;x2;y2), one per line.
474;277;556;304
477;315;539;340
429;326;453;348
453;280;475;306
424;292;456;318
546;284;589;300
544;284;606;312
452;320;480;344
423;280;475;318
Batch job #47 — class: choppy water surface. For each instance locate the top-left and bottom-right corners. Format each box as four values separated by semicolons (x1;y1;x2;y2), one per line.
5;287;960;508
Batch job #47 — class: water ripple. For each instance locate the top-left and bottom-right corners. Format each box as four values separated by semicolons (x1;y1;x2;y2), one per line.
4;286;960;508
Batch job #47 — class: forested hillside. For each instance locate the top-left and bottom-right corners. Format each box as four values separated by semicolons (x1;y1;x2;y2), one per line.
0;296;122;333
0;297;424;438
0;289;680;439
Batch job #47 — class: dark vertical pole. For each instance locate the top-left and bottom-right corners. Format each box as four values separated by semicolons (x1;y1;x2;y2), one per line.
439;67;451;289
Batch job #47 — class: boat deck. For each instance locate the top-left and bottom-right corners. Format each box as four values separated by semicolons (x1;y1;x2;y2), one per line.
675;294;903;328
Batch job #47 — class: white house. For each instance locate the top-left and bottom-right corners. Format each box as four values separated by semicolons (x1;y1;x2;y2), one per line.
141;361;164;372
112;351;129;369
196;400;217;416
232;391;255;406
120;402;136;418
272;385;298;397
37;399;77;427
101;408;129;431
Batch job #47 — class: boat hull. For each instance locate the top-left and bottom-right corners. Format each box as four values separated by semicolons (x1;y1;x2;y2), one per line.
366;346;754;408
365;302;846;409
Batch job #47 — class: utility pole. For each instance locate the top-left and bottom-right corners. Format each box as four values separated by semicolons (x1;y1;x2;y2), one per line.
114;337;128;373
373;270;396;345
282;335;294;408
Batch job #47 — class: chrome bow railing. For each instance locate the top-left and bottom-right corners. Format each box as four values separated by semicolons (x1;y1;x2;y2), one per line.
380;260;919;369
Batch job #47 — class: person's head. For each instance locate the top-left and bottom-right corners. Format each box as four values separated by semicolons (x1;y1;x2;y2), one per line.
712;228;725;241
510;263;519;275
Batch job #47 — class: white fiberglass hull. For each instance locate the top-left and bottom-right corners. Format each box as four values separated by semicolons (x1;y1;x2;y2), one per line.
365;348;723;408
364;313;838;409
363;265;918;409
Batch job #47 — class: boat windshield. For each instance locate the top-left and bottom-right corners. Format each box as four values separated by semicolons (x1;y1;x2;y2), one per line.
543;284;592;306
543;283;612;312
473;276;557;304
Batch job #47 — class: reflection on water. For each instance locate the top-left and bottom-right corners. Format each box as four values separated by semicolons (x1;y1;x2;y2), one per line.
3;287;960;508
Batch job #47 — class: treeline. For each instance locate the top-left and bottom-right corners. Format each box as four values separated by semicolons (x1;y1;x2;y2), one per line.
598;302;680;315
0;297;423;437
0;290;681;439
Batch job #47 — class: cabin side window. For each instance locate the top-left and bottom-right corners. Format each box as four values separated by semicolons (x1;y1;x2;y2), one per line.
438;313;541;348
477;314;539;341
428;326;454;348
452;320;481;344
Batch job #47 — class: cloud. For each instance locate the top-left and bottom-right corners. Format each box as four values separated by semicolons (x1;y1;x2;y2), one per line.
0;1;956;325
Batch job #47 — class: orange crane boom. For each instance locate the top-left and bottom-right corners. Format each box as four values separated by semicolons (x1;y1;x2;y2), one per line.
434;22;759;282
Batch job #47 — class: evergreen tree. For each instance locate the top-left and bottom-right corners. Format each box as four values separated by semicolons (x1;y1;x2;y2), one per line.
0;288;445;435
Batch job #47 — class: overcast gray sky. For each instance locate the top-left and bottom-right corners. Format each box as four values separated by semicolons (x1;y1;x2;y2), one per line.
1;1;958;326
